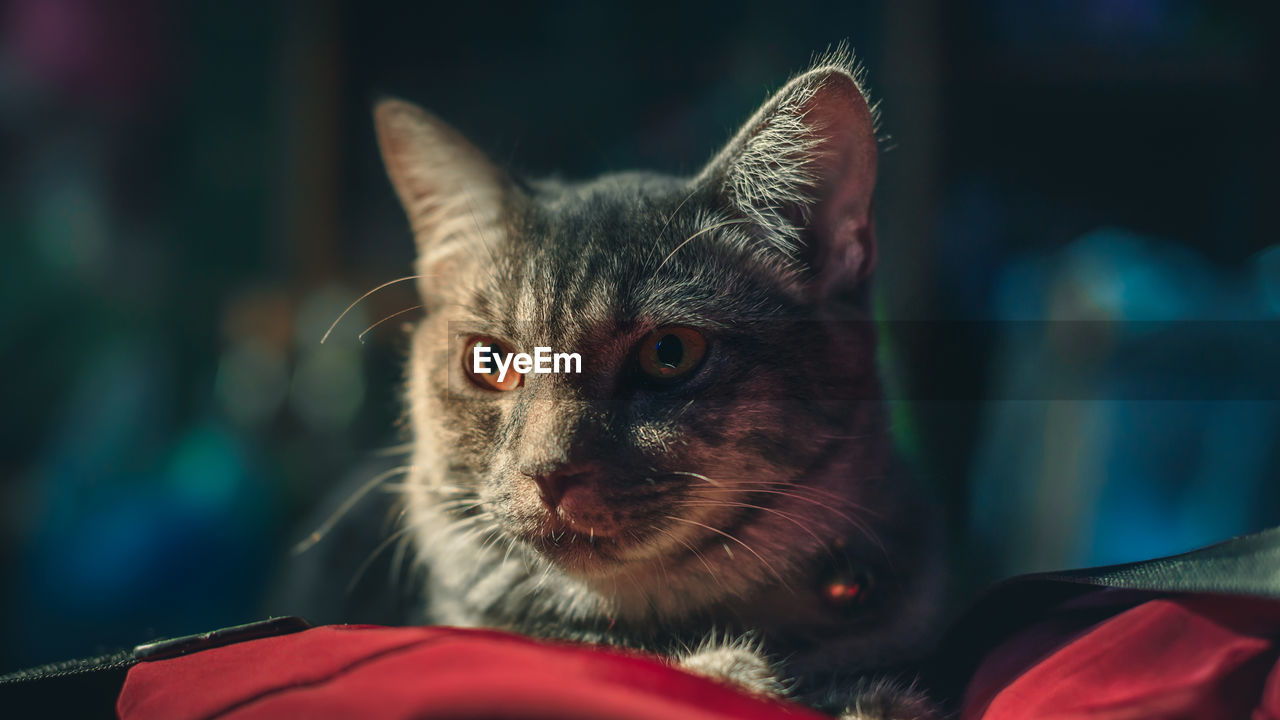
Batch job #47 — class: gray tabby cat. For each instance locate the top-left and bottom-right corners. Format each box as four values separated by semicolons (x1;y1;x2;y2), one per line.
373;52;945;719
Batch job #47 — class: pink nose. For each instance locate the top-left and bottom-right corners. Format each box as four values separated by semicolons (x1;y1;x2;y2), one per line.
531;470;580;508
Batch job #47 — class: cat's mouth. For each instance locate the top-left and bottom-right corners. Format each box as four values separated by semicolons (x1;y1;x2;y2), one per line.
518;505;718;577
514;505;669;575
495;470;719;576
525;525;631;574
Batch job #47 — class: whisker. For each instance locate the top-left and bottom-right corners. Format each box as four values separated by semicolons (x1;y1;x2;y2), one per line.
358;304;425;343
530;554;559;596
692;485;888;559
432;513;498;554
381;482;463;494
663;515;791;591
433;497;485;515
621;571;659;617
293;465;413;555
646;186;698;266
711;478;886;515
653;218;754;275
456;522;501;550
347;520;422;594
373;442;414;456
697;486;866;525
501;533;520;567
388;527;417;589
320;275;426;344
664;470;722;487
478;526;509;557
424;484;477;494
653;526;719;582
649;533;672;586
668;470;881;513
682;499;832;553
438;509;493;530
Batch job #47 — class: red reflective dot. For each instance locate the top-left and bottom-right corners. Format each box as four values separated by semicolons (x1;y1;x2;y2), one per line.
824;581;862;604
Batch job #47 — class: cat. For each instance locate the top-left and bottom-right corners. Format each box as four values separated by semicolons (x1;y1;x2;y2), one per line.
373;50;945;719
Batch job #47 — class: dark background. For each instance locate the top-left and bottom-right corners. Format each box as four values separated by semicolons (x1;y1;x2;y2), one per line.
2;0;1278;671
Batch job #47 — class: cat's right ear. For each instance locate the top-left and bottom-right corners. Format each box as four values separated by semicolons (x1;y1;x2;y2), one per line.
695;57;879;300
374;98;512;267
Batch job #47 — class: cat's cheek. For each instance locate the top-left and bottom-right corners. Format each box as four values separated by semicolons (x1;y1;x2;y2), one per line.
409;318;490;484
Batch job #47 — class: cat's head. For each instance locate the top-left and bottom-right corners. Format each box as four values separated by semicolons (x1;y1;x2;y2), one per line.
377;57;897;614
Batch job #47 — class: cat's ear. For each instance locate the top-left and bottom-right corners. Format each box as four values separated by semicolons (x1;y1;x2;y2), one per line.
374;98;511;264
698;61;878;297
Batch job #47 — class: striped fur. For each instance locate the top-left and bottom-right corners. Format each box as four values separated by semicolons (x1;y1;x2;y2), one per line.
375;52;943;718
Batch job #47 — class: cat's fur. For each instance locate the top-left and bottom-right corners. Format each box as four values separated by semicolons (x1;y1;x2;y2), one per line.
374;51;945;719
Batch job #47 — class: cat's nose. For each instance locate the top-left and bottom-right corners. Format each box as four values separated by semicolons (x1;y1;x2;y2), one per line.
527;464;600;509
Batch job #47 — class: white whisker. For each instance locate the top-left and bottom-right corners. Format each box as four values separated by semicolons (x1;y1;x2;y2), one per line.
663;515;790;591
293;465;413;555
321;275;429;344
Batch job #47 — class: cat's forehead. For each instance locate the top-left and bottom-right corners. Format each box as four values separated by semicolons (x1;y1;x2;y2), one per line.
462;173;792;345
528;172;698;239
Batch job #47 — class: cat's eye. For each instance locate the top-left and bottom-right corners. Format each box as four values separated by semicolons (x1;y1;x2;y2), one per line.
637;327;707;382
464;337;523;391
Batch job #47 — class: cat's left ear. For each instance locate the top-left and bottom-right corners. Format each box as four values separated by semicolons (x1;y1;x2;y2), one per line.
374;97;513;273
698;61;878;297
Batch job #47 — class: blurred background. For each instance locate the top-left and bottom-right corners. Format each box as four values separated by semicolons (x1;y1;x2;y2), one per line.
2;0;1278;671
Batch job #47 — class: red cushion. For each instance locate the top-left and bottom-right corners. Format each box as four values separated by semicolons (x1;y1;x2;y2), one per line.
116;625;827;720
962;594;1280;720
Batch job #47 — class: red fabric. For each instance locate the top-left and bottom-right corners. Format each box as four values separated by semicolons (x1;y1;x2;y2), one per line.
1259;656;1280;720
962;595;1280;720
117;595;1280;720
116;625;826;720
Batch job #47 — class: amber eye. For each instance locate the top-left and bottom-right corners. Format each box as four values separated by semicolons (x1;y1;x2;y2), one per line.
637;327;707;382
464;337;523;391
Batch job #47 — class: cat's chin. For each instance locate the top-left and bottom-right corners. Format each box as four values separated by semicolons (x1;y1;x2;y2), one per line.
522;529;654;579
